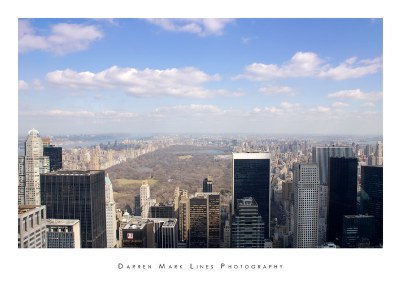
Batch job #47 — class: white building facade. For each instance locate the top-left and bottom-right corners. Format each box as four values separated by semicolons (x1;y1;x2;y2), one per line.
293;163;320;248
105;174;117;248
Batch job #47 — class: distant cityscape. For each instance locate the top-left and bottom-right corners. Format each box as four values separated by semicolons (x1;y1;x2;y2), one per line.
18;129;383;248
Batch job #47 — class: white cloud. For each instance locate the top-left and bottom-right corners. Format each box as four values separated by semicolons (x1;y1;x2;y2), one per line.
146;19;234;36
362;102;375;107
327;89;383;101
45;66;234;98
20;109;138;119
235;52;382;81
19;20;103;55
259;85;295;95
18;80;28;91
332;102;349;108
319;56;382;80
152;104;224;117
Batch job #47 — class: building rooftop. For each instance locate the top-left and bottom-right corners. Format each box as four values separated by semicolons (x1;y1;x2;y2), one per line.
161;219;177;228
123;218;150;230
46;219;80;226
43;170;104;176
233;152;270;159
237;197;258;206
18;205;44;215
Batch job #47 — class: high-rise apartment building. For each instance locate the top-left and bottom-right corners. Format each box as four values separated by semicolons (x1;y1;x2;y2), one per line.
174;187;189;243
232;152;271;239
327;157;358;245
46;219;81;248
361;165;383;246
231;197;265;248
375;141;383;166
140;181;154;218
18;205;47;248
293;163;320;248
312;146;354;185
203;176;213;193
18;129;50;205
43;145;62;172
40;170;107;248
105;174;117;248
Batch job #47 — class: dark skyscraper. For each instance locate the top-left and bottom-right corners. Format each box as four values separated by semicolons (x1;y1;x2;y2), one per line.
40;170;107;248
203;176;213;193
327;157;358;245
232;152;270;238
43;145;62;172
189;196;208;248
361;165;383;246
342;215;375;248
150;203;174;218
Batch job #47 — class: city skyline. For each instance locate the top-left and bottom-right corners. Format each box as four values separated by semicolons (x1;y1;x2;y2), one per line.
19;18;382;136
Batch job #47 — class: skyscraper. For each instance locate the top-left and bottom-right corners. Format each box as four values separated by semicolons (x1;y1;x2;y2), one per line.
327;157;358;245
18;129;50;205
43;145;62;172
293;163;320;248
140;181;155;218
105;174;117;248
40;170;107;248
150;203;174;218
189;196;208;248
361;165;383;246
174;187;189;243
203;176;213;193
375;141;383;166
231;197;264;248
232;152;271;239
195;192;221;248
161;219;178;248
312;146;354;185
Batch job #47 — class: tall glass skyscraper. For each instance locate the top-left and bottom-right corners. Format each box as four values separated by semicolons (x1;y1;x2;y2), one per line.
312;146;354;185
232;152;270;239
327;157;358;245
43;145;62;172
361;165;383;246
40;170;107;248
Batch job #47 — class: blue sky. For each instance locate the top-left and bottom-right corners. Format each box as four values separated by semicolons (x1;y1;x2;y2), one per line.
18;18;383;136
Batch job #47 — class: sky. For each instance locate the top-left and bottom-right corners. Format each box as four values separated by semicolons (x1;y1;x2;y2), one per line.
18;18;383;136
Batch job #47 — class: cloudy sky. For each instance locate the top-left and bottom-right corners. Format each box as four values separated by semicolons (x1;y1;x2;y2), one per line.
18;18;383;136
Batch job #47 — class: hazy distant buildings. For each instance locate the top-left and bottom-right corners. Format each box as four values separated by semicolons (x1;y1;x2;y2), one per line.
40;170;107;248
18;205;47;248
203;176;213;193
231;197;265;248
327;157;358;245
293;163;320;248
361;165;383;246
18;129;50;205
105;174;117;248
46;219;81;248
312;146;354;185
232;152;271;239
342;215;375;248
43;145;62;172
